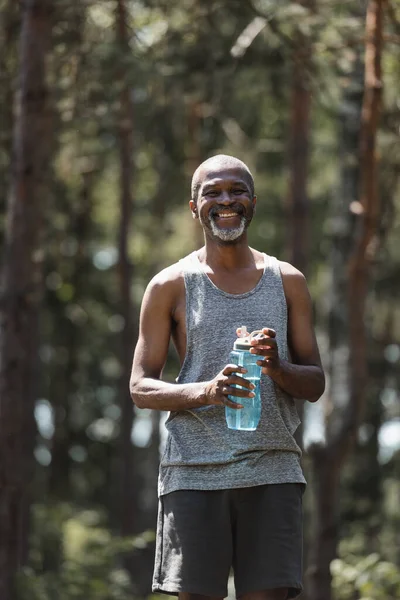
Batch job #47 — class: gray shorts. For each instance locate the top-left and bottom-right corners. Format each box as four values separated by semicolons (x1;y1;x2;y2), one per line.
152;483;304;599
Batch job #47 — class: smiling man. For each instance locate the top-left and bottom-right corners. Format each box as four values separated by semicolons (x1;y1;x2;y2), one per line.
130;155;325;600
191;157;255;242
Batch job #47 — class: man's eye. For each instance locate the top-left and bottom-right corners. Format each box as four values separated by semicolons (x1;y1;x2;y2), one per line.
206;191;218;197
233;189;246;194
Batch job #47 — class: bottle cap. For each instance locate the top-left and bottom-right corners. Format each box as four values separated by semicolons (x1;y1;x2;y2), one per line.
234;326;265;351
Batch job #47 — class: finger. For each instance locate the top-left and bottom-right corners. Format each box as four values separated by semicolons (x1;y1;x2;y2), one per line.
222;385;255;399
257;359;275;368
212;397;243;409
250;345;277;356
250;347;277;357
225;375;255;390
220;394;244;409
261;328;276;337
223;364;247;375
225;399;244;409
250;337;277;347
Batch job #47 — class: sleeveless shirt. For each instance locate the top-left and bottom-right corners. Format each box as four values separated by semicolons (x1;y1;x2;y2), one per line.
158;251;306;496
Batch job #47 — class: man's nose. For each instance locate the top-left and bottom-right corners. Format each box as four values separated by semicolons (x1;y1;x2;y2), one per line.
218;191;234;204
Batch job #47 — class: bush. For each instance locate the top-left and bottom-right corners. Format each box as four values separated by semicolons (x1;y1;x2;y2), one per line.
16;503;155;600
331;552;400;600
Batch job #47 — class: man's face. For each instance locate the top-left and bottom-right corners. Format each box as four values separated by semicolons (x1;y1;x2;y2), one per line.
191;167;256;243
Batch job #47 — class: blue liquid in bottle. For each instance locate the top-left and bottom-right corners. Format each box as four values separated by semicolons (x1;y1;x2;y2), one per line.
225;329;263;431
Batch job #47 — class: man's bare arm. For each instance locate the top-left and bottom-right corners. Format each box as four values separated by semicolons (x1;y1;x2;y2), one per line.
130;268;253;411
250;262;325;402
262;356;324;403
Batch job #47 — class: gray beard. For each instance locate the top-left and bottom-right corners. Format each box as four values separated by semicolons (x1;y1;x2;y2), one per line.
209;215;247;242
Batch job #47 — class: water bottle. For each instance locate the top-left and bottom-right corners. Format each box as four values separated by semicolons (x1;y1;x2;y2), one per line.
225;326;263;431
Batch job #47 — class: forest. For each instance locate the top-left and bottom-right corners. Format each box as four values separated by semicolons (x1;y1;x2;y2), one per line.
0;1;399;599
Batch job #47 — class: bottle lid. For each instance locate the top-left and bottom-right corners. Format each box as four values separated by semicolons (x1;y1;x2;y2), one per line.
234;326;265;351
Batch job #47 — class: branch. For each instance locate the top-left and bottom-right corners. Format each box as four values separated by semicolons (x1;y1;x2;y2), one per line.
243;0;297;49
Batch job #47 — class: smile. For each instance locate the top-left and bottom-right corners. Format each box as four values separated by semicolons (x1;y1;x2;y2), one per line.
215;212;240;218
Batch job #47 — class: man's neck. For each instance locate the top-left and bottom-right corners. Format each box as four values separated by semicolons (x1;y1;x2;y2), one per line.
199;237;255;270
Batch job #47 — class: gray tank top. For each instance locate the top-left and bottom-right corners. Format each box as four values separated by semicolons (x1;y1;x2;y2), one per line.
158;251;306;496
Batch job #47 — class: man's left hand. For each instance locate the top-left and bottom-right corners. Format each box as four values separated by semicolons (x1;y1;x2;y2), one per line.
249;328;280;375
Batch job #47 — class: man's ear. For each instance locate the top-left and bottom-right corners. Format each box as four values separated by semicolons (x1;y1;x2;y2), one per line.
189;199;198;219
252;196;257;213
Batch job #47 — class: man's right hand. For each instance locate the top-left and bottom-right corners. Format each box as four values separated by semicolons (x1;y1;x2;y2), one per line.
203;365;255;409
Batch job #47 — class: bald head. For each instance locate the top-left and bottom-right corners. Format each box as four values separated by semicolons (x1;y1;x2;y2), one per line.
191;154;255;203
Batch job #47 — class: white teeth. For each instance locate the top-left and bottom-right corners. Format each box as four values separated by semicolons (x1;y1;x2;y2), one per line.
217;213;238;218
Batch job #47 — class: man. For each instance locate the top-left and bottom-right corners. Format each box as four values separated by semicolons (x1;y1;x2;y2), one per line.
130;155;325;600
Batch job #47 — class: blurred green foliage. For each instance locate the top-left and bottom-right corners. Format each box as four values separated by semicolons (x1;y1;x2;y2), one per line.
332;550;400;600
1;0;400;598
16;504;155;600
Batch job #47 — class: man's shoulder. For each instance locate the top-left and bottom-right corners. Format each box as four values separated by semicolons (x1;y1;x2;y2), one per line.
250;249;306;282
148;261;184;291
149;262;183;286
275;261;309;308
276;260;305;281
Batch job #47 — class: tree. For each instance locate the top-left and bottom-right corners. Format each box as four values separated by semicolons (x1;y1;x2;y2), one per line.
286;1;315;457
0;1;53;598
114;0;138;567
0;0;20;244
286;0;313;279
308;2;385;599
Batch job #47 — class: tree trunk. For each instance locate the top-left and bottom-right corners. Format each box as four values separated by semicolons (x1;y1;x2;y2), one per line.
326;59;365;444
0;0;20;241
286;22;312;279
286;1;314;456
308;2;384;599
115;0;138;541
308;447;341;600
187;99;206;247
48;169;95;500
0;1;53;598
347;0;383;434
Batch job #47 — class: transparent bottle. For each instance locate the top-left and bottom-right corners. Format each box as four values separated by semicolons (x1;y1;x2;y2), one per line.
225;327;263;431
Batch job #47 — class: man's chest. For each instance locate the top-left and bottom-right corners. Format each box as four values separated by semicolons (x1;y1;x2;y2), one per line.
203;267;265;295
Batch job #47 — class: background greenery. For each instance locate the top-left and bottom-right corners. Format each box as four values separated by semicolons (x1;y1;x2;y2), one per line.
0;1;399;599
